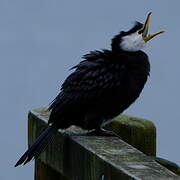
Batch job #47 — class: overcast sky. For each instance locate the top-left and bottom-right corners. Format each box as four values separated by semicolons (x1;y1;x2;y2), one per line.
0;0;179;179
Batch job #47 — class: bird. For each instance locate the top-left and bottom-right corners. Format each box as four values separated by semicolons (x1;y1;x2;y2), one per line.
15;12;165;167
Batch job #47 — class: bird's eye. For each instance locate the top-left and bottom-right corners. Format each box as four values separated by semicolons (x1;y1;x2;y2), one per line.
138;29;143;34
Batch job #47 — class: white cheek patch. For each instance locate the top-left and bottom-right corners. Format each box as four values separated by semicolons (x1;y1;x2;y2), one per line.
120;32;146;52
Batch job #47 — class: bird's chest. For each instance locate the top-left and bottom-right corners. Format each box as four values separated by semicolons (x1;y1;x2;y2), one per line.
106;63;148;103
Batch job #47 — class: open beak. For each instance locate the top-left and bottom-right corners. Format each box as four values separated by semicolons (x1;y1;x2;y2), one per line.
142;12;165;42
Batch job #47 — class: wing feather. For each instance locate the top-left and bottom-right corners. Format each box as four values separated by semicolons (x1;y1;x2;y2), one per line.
49;50;126;114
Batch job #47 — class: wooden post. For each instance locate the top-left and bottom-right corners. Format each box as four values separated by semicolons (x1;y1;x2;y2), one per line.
105;115;156;156
28;108;179;180
35;159;68;180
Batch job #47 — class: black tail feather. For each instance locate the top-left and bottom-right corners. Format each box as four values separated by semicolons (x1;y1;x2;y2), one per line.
15;126;57;167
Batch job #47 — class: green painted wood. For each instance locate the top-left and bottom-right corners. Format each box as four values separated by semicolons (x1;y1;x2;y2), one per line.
28;108;179;180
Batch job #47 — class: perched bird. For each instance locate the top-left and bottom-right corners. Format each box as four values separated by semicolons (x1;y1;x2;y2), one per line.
15;12;165;167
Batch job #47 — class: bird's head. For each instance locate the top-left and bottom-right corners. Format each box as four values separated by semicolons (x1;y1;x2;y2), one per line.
112;12;165;52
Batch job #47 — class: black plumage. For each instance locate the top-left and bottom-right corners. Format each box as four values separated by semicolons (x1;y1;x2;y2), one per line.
49;48;150;130
15;13;165;166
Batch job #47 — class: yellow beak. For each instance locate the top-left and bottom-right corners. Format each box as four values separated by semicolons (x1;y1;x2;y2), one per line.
142;12;165;42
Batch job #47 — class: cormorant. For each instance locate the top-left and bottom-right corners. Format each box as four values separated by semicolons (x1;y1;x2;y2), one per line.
15;12;165;167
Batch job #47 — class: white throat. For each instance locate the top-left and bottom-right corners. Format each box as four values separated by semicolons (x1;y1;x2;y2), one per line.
120;31;146;52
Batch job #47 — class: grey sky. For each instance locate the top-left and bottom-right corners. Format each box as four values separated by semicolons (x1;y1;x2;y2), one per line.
0;0;179;179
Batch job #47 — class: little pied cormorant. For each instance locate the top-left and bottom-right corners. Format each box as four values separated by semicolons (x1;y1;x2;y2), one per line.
15;12;165;167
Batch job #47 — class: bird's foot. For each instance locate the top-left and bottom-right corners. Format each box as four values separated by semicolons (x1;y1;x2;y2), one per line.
62;128;121;139
86;128;121;138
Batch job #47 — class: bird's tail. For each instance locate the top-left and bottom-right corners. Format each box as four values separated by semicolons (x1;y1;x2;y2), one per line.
15;126;57;167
